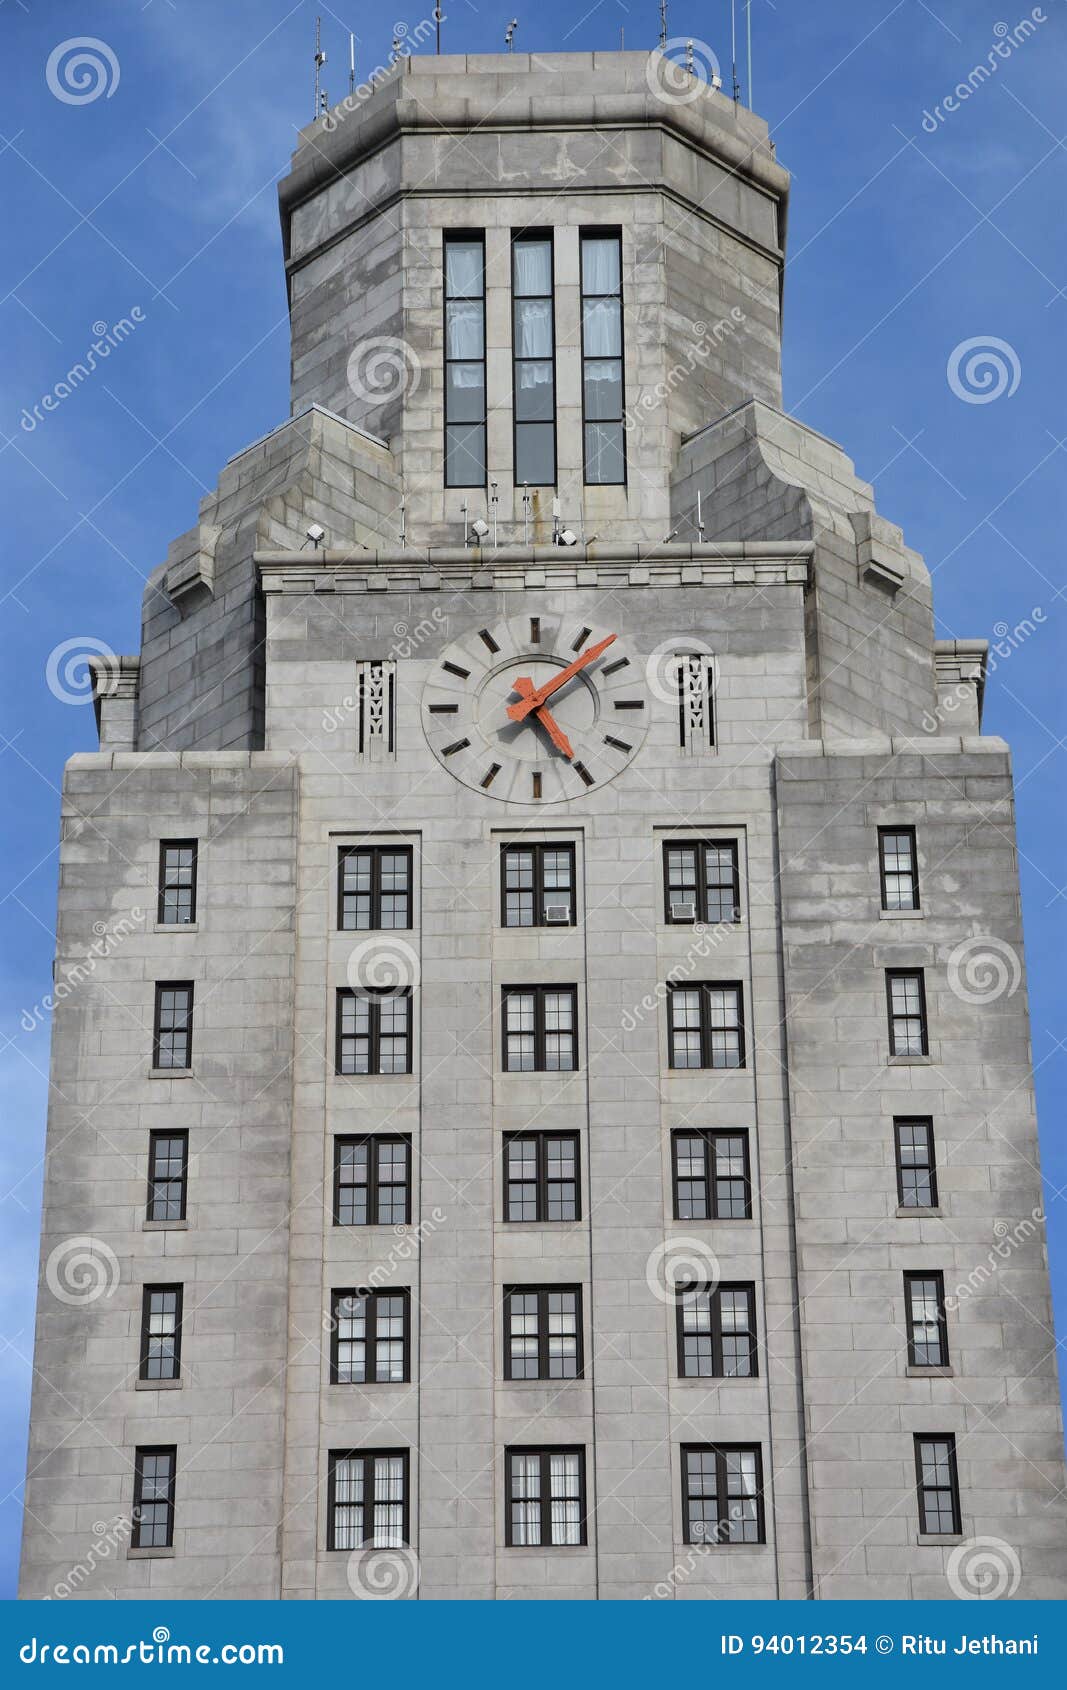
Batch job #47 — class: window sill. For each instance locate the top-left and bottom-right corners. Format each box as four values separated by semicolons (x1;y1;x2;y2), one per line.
332;1072;414;1083
879;908;923;921
503;1543;590;1554
906;1364;954;1378
887;1053;935;1067
149;1068;193;1080
135;1377;183;1391
126;1547;175;1560
143;1219;188;1231
153;922;198;935
327;1380;412;1390
895;1206;941;1218
916;1534;963;1547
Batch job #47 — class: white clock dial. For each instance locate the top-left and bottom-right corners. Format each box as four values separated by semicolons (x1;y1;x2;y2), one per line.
421;612;648;803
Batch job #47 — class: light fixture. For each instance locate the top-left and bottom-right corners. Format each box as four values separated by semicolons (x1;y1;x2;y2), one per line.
306;523;326;548
471;518;490;540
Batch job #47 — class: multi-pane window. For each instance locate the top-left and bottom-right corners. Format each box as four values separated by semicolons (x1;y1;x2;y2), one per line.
132;1446;176;1549
887;970;929;1056
330;1289;409;1384
682;1445;765;1546
677;1284;757;1379
905;1272;948;1368
502;843;575;927
336;988;412;1075
338;845;412;931
444;234;486;487
504;1286;583;1380
895;1118;938;1209
334;1136;411;1226
664;841;740;925
157;840;197;925
140;1286;183;1382
580;231;624;484
502;986;578;1072
153;982;193;1070
512;233;556;486
506;1447;586;1546
672;1131;751;1220
504;1133;580;1222
668;983;745;1069
914;1435;961;1535
879;826;919;911
147;1131;188;1222
328;1450;408;1549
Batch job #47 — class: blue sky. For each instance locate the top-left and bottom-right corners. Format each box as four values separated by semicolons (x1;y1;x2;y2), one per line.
1;0;1065;1600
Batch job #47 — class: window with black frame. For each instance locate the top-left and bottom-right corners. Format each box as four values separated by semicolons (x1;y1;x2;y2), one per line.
334;1136;411;1226
676;1283;757;1378
664;840;741;925
502;985;578;1072
894;1118;938;1208
501;843;575;927
330;1289;409;1383
335;988;412;1075
879;826;919;910
140;1286;183;1382
580;231;624;484
512;233;556;486
914;1435;961;1535
671;1130;751;1220
132;1446;176;1549
338;845;412;931
153;982;193;1070
503;1133;580;1222
158;840;197;925
887;970;928;1056
667;982;745;1069
147;1131;188;1222
327;1450;408;1549
905;1272;949;1368
444;234;486;487
682;1445;764;1545
505;1447;586;1546
504;1286;583;1380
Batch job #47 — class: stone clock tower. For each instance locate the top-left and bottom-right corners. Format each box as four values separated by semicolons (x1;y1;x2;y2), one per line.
20;50;1067;1601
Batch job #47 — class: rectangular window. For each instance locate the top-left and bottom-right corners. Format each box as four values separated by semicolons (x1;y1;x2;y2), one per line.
334;1136;411;1226
682;1445;765;1545
444;233;486;487
664;840;740;925
512;232;556;487
132;1446;176;1549
501;843;575;927
671;1130;751;1220
668;983;745;1069
894;1118;938;1209
914;1435;961;1535
153;982;193;1070
502;985;578;1072
338;845;413;931
504;1286;583;1380
879;826;919;911
140;1285;183;1382
677;1284;757;1379
504;1133;580;1222
336;988;412;1075
147;1131;188;1222
887;969;928;1056
505;1447;586;1546
580;231;624;485
157;840;197;925
905;1272;948;1368
328;1450;409;1550
330;1289;410;1384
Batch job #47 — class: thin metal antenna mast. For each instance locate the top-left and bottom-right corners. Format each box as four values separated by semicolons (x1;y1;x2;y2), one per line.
659;0;668;49
349;34;356;97
730;0;741;103
313;17;327;121
746;0;753;107
435;6;442;53
505;19;518;51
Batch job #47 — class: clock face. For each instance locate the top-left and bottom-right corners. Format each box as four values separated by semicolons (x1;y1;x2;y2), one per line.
422;613;648;803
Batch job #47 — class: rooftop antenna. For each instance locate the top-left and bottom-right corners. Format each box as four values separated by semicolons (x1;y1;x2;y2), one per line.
505;19;518;51
685;38;694;75
313;16;328;121
490;480;500;548
659;0;668;50
435;6;443;53
521;483;531;546
730;0;741;103
696;489;705;539
391;34;402;65
746;0;753;107
398;497;406;547
348;33;355;97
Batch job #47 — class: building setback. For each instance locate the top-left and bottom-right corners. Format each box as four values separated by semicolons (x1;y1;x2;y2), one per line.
19;50;1067;1600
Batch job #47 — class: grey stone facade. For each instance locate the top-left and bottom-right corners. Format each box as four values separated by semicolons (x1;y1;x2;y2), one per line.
19;51;1066;1600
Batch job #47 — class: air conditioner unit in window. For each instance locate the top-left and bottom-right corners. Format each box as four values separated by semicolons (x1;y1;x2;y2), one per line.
544;903;571;923
670;897;697;921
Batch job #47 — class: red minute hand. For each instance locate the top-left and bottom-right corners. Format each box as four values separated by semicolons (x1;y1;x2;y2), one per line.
512;678;574;758
506;633;616;723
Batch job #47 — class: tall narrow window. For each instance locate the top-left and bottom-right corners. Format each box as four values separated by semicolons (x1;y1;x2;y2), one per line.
328;1450;408;1549
682;1445;764;1545
330;1289;410;1383
894;1118;938;1208
336;988;412;1075
668;983;745;1069
887;970;928;1056
664;841;740;924
512;233;556;486
140;1286;183;1382
502;843;575;926
879;827;919;910
132;1446;176;1549
672;1130;751;1220
506;1447;586;1546
158;841;197;925
502;986;578;1072
914;1435;961;1535
338;845;412;931
677;1284;757;1378
504;1133;580;1222
504;1286;583;1380
147;1131;188;1222
334;1136;411;1226
444;234;486;487
153;983;193;1070
580;231;624;484
905;1272;948;1368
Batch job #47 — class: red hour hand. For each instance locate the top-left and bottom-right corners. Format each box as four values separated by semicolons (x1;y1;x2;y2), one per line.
512;676;575;759
506;633;616;723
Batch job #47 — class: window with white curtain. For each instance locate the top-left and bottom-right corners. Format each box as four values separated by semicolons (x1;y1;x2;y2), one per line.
444;234;486;487
512;233;556;486
580;231;625;485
